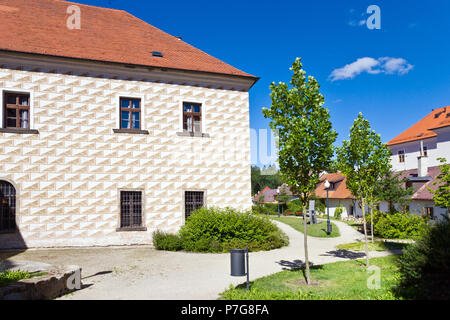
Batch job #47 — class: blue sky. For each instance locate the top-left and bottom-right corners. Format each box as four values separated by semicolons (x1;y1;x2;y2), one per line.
75;0;450;166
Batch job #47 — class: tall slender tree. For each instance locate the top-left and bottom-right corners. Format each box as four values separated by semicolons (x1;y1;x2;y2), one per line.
337;113;391;266
263;58;337;283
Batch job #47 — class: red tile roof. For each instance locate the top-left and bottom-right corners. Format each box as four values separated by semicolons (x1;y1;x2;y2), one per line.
397;166;442;201
0;0;257;80
315;173;354;199
387;106;450;146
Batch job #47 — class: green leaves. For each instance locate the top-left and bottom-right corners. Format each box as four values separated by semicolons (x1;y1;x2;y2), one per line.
428;158;450;212
263;57;337;202
337;112;392;202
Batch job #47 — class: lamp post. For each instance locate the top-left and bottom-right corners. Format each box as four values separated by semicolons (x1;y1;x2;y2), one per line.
324;180;332;235
277;187;280;218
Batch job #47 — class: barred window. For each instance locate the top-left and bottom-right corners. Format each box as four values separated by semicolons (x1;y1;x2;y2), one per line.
0;180;16;233
185;191;204;220
120;191;143;228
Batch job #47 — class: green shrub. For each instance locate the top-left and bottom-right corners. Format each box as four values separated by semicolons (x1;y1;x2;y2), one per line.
334;205;343;220
287;200;303;215
394;216;450;300
179;207;289;252
251;205;266;215
372;210;426;239
152;230;183;251
154;207;289;253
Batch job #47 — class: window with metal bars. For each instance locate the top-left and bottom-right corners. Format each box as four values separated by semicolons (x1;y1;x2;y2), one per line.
183;102;202;133
120;191;143;228
185;191;204;220
0;180;16;233
3;92;30;129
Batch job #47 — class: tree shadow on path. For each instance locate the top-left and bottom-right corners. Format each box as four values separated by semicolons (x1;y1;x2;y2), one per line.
320;249;366;259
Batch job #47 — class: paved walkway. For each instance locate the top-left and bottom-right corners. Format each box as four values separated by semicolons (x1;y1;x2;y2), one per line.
0;219;397;300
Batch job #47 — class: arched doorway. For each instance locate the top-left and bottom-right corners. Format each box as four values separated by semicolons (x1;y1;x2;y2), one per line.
0;180;16;232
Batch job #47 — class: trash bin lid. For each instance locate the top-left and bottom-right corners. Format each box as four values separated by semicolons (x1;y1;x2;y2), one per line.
230;249;246;253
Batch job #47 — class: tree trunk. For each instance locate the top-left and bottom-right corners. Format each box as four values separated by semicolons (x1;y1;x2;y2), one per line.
370;206;374;243
361;198;370;267
302;198;311;284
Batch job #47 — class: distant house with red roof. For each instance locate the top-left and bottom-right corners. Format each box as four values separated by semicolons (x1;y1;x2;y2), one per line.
388;106;450;173
387;106;449;219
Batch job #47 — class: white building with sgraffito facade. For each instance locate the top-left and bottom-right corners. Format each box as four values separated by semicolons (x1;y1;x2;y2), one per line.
0;0;258;248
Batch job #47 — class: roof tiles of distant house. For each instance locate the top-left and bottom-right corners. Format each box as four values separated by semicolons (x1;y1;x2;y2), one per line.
387;106;450;146
315;173;354;199
0;0;257;80
397;166;442;201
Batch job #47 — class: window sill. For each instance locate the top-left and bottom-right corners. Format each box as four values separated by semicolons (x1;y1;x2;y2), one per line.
0;128;39;134
176;131;210;138
113;129;149;135
116;227;147;232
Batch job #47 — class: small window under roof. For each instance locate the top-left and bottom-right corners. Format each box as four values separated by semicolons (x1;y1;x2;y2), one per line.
152;51;163;57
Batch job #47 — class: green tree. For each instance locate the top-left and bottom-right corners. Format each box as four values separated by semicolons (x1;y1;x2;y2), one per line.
251;165;282;195
263;58;337;283
428;158;450;217
337;113;391;266
374;170;413;213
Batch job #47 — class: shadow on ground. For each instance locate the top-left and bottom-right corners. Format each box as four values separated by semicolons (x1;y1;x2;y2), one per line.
320;249;366;259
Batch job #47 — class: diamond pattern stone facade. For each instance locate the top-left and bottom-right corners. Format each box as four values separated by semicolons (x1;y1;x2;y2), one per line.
0;61;252;248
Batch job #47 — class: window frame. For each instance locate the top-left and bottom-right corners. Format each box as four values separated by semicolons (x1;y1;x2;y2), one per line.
398;150;405;163
119;97;142;130
0;178;18;234
423;146;428;157
0;89;35;131
183;189;206;224
182;102;202;133
116;189;147;232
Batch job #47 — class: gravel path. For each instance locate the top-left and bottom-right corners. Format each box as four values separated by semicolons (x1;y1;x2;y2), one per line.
0;219;398;300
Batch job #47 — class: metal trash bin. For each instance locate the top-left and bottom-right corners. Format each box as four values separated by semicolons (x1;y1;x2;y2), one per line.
230;249;246;277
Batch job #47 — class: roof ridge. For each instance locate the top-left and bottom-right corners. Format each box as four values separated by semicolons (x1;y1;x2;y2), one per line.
54;0;126;13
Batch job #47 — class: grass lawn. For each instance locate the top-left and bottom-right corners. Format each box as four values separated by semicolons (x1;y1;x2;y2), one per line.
330;217;362;231
336;241;410;252
0;270;46;287
267;216;340;238
220;255;399;300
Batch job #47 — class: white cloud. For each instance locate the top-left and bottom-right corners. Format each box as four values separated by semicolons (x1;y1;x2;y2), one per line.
379;57;414;75
329;57;414;81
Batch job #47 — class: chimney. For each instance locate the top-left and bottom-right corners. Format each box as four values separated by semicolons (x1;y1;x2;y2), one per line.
418;156;428;178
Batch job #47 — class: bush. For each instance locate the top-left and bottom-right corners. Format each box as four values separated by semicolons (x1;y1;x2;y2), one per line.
152;230;183;251
372;210;426;239
154;207;289;253
251;205;266;215
394;216;450;300
334;205;343;220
